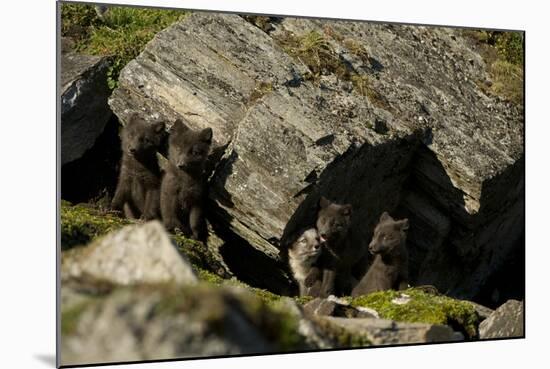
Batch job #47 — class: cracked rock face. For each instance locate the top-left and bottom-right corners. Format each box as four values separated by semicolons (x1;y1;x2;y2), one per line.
61;49;112;165
108;12;523;300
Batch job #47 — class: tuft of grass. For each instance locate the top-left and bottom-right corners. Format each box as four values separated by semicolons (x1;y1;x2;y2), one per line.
61;3;188;89
275;30;374;98
61;3;101;43
488;60;523;104
494;32;523;66
463;29;523;104
347;288;480;338
350;74;369;97
343;38;370;64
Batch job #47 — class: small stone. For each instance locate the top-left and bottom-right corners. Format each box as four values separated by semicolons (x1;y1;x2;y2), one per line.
479;300;524;339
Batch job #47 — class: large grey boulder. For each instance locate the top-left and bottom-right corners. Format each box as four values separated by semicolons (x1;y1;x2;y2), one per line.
61;50;112;165
479;299;524;339
321;316;463;345
108;12;421;279
108;13;523;298
60;286;284;366
62;221;198;286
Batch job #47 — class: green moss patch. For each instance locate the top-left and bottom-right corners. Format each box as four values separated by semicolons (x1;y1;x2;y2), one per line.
172;232;230;278
197;268;286;305
61;3;188;89
348;288;480;338
61;201;131;250
61;202;230;279
463;30;523;105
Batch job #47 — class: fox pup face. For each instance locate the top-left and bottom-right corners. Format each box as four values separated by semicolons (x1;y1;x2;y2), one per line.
121;114;166;159
290;228;322;260
316;196;352;243
368;212;409;255
168;119;213;171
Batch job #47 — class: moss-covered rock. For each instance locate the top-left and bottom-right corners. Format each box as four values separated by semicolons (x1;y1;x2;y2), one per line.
172;232;231;278
309;316;372;348
61;201;131;250
61;281;309;366
197;268;315;308
347;288;480;338
61;202;230;278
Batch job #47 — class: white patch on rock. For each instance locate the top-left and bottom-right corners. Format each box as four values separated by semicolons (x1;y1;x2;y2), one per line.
391;293;411;305
355;306;380;318
327;295;349;305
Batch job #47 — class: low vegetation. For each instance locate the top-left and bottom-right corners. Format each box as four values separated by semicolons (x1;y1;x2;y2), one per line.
274;30;372;96
60;200;130;250
464;30;524;104
61;3;187;89
347;288;480;338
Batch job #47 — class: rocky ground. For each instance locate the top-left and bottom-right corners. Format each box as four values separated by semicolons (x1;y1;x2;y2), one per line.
60;10;524;366
60;202;523;366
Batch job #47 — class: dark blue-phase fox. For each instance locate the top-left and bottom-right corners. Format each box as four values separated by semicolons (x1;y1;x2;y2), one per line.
314;197;367;297
111;114;166;220
160;120;212;242
352;212;409;296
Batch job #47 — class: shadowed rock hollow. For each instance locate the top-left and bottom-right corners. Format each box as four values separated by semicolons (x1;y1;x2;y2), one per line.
107;13;523;303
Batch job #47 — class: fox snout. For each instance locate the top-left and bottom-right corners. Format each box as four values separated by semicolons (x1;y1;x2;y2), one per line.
368;241;380;254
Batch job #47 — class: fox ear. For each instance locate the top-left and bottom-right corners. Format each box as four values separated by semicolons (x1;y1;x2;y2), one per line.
319;196;330;209
172;119;188;133
342;204;352;216
200;128;213;143
380;211;392;222
151;120;165;133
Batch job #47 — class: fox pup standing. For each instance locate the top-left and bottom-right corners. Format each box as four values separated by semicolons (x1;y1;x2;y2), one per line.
161;120;212;242
288;228;323;296
111;114;166;220
314;196;362;297
352;212;409;296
